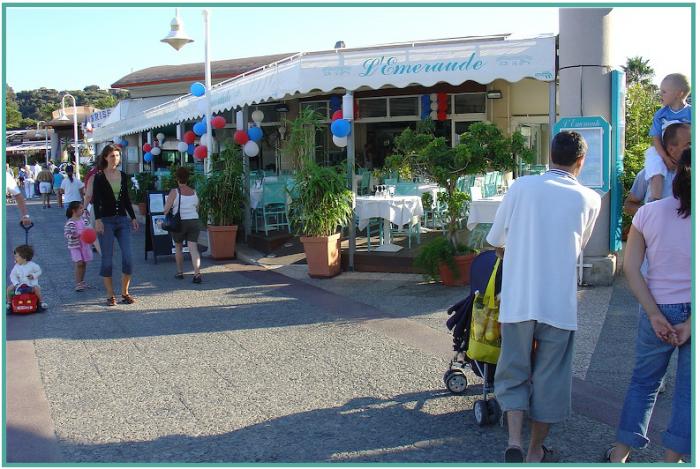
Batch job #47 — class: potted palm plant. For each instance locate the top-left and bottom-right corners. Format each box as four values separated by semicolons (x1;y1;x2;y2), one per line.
288;161;353;278
198;144;245;259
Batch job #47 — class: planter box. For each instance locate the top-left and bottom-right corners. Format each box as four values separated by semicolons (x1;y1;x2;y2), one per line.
438;253;476;286
207;225;238;260
300;233;341;278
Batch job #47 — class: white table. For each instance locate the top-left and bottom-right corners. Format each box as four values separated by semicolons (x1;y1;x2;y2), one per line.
466;195;504;230
356;195;423;252
415;183;443;207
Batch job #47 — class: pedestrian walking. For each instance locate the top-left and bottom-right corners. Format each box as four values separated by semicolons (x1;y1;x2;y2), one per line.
92;144;139;306
23;164;35;199
37;164;54;208
64;201;94;292
5;165;32;226
486;131;601;463
32;161;42;198
162;167;203;283
53;167;65;208
60;165;84;205
605;148;691;464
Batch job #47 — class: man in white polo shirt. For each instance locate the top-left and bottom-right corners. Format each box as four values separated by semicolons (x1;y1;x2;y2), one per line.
487;131;601;463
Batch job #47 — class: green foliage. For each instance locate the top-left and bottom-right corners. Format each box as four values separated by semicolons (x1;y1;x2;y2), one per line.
5;85;22;129
623;56;655;88
288;162;354;237
11;85;129;122
281;107;323;170
129;172;157;203
414;236;471;281
198;145;245;226
458;122;534;173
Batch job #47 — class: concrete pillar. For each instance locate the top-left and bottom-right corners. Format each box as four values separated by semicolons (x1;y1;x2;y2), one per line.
559;8;616;286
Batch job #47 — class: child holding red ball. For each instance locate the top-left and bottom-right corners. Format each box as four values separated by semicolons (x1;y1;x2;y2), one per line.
64;201;94;292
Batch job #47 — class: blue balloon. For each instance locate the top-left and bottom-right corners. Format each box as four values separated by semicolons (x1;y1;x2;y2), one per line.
193;122;206;136
331;119;351;138
190;82;206;97
120;139;128;147
144;152;152;162
247;126;263;141
187;143;195;156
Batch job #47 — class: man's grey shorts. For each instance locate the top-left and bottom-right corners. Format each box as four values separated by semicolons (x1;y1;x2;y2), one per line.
494;320;575;423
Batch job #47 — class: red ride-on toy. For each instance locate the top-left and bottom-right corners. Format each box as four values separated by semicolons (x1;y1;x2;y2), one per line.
7;222;42;315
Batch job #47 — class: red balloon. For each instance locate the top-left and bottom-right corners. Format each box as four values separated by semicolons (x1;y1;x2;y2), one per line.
211;115;227;129
142;143;152;153
194;145;208;159
183;131;196;145
331;110;343;121
234;130;249;145
80;228;97;244
437;111;447;121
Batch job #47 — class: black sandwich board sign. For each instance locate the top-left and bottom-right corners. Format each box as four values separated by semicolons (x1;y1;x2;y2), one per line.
144;190;191;263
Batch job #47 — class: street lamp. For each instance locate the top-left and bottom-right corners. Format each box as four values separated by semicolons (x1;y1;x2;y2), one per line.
57;93;81;180
162;8;213;175
36;121;49;165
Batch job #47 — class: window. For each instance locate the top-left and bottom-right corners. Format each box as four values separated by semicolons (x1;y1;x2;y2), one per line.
358;98;387;118
389;97;419;117
453;93;486;114
300;101;329;120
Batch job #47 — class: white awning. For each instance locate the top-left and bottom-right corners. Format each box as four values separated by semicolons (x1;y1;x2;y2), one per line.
92;95;179;142
93;35;555;141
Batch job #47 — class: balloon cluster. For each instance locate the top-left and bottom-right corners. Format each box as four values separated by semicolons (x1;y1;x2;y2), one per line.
113;136;129;148
330;110;350;148
233;109;264;157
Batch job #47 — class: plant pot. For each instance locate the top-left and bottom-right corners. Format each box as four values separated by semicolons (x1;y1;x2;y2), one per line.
207;225;238;260
300;233;341;278
438;253;476;286
137;202;147;216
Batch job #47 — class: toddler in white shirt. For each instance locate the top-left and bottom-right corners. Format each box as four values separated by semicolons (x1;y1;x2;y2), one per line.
7;244;47;310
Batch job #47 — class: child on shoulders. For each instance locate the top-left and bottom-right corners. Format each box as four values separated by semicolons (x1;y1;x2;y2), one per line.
645;73;691;202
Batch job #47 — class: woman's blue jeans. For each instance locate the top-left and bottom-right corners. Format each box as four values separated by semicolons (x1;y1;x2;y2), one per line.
616;303;691;455
98;216;133;278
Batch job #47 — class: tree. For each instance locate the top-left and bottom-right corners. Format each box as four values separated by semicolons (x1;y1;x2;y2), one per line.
5;85;22;129
623;56;655;88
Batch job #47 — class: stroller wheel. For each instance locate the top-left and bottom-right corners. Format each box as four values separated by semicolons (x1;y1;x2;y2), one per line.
473;400;489;426
487;398;502;424
445;370;468;394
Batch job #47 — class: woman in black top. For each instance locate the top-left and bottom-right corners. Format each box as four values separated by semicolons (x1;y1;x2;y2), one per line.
93;144;139;306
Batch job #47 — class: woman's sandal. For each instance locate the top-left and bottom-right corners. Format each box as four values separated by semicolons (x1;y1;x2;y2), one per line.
175;272;184;279
603;445;630;463
121;294;136;304
106;296;117;306
192;274;202;284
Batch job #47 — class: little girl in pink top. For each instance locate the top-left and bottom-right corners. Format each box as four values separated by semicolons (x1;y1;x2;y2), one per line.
64;201;93;292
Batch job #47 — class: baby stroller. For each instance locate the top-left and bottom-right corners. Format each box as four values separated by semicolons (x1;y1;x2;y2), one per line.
7;222;41;315
444;249;502;426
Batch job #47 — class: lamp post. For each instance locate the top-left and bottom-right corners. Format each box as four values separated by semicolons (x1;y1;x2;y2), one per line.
162;8;213;176
36;121;50;165
57;93;81;180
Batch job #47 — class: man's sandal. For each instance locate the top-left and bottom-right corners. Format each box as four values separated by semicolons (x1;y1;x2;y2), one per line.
106;296;117;306
538;446;559;463
504;446;524;463
121;294;136;304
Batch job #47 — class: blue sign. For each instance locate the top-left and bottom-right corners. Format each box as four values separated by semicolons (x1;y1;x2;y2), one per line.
553;116;611;192
609;71;626;252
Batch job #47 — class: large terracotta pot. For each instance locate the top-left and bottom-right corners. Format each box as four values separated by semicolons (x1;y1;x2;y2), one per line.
438;253;476;286
207;225;238;260
137;202;147;216
300;233;341;278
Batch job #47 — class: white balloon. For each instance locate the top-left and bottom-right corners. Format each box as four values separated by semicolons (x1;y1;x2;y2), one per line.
430;111;438;120
177;141;189;153
332;135;348;147
243;140;259;157
251;109;264;124
151;147;161;156
430;93;438;101
156;132;165;143
430;102;438;111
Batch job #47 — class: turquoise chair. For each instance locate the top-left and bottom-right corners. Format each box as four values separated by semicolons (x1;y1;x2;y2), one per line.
355;215;385;251
394;182;418;196
258;182;290;235
384;177;398;186
358;172;371;195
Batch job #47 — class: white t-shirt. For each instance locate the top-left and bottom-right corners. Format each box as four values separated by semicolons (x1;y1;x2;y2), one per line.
173;191;199;220
60;177;84;204
486;170;601;331
9;261;42;287
6;171;20;196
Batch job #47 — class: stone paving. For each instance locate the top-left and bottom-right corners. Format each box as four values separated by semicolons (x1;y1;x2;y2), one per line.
5;198;675;463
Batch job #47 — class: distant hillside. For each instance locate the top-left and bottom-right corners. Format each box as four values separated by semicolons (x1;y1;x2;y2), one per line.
5;85;129;130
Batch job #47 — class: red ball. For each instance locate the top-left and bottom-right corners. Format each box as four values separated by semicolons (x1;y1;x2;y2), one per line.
331;110;343;121
142;143;152;153
81;228;97;244
194;145;208;159
211;115;227;129
234;130;249;145
183;131;196;145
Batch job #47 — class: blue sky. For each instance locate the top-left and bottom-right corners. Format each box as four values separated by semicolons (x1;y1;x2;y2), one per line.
5;5;692;92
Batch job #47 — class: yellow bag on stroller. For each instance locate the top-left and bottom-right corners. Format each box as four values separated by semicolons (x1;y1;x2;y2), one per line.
467;258;501;364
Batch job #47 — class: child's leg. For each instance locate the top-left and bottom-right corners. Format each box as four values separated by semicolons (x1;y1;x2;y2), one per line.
7;285;15;298
649;174;664;201
75;261;86;284
33;286;42;302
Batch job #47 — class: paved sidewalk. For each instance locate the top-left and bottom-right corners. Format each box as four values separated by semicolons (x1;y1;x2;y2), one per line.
5;200;673;463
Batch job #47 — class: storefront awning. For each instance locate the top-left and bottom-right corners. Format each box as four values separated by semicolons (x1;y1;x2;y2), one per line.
93;35;555;142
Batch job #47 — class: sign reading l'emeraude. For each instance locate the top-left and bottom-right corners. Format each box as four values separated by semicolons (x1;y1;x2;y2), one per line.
360;53;485;77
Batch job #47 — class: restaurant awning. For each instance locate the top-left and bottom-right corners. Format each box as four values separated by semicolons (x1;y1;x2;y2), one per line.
93;35;556;142
92;95;178;141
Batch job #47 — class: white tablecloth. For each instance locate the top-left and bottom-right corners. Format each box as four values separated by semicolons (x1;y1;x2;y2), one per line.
250;183;263;209
415;184;443;207
466;195;504;230
356;195;423;230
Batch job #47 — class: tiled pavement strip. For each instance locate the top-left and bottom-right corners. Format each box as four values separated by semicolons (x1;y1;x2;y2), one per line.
5;198;674;463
